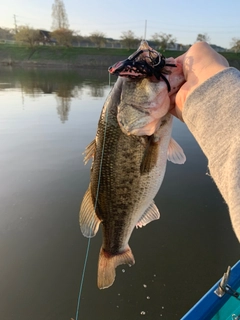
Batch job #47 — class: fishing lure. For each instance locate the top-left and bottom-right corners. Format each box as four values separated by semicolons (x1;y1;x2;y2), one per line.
108;48;176;92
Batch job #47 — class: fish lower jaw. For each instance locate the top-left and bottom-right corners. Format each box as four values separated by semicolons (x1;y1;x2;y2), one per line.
119;122;155;136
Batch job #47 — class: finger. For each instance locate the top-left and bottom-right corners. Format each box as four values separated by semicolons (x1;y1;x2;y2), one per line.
174;52;187;65
169;107;184;122
169;94;184;122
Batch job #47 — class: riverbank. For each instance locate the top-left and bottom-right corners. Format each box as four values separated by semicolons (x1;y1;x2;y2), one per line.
0;44;135;68
1;44;240;69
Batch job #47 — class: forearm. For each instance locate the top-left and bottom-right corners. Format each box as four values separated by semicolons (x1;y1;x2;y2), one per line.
183;67;240;241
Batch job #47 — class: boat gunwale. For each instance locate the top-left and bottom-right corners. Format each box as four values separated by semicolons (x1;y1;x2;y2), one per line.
181;260;240;320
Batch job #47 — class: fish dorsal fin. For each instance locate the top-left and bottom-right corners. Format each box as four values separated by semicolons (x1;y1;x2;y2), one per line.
83;139;96;164
79;186;101;238
136;201;160;228
167;138;186;164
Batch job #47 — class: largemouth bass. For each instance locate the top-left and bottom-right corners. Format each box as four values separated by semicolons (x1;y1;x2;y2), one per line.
79;74;186;289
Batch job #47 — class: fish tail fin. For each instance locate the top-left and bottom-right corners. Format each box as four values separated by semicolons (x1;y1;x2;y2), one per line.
97;246;135;289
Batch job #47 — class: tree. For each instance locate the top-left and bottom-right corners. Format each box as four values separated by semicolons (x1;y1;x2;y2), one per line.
51;0;69;30
120;30;139;50
196;33;210;43
0;27;14;40
51;28;73;46
151;33;176;51
15;25;40;48
72;30;82;46
230;37;240;53
89;31;106;49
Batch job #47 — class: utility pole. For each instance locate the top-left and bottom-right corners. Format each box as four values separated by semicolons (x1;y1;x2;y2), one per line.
143;20;147;40
13;14;18;33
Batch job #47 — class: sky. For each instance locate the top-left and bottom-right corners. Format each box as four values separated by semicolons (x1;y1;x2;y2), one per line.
0;0;240;49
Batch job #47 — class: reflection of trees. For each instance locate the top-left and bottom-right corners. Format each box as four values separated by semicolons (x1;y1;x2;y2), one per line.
56;95;71;123
38;82;55;94
55;83;72;123
0;67;111;121
19;77;43;97
55;82;82;123
88;83;105;97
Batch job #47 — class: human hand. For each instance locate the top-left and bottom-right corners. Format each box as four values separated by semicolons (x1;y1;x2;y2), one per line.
169;42;229;121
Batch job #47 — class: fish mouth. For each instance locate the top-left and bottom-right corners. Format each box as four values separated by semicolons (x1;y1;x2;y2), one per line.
108;40;177;91
108;60;149;79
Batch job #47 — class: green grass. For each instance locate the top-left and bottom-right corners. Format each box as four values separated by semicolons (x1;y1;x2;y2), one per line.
219;51;240;60
0;44;184;62
0;44;138;62
0;43;239;67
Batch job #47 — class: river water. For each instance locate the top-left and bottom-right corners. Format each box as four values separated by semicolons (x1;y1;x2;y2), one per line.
0;66;239;320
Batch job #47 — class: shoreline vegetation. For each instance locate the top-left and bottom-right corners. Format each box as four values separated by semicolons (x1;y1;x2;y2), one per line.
1;44;240;69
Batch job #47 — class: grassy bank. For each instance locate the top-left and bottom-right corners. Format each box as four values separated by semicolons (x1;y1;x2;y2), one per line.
1;44;240;69
0;44;138;67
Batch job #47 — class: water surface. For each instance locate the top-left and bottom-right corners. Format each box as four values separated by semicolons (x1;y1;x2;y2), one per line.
0;67;239;320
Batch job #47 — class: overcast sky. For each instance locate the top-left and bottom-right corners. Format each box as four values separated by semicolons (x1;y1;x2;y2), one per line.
0;0;239;48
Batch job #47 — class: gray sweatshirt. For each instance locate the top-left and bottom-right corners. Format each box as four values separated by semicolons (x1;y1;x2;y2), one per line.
183;67;240;242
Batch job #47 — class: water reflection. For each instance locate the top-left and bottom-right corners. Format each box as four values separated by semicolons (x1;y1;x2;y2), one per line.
56;95;71;123
0;67;112;123
0;66;239;320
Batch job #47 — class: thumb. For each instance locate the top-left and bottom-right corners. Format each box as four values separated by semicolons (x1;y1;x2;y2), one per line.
169;93;183;122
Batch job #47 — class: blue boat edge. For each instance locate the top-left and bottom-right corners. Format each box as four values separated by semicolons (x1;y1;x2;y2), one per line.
181;260;240;320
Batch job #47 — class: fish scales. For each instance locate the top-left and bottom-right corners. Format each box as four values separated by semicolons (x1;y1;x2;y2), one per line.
90;82;159;254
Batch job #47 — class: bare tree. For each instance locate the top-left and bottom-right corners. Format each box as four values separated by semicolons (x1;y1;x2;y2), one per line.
15;25;39;48
89;31;106;49
51;0;69;30
231;37;240;52
196;33;210;43
120;30;139;50
51;28;73;46
151;33;176;51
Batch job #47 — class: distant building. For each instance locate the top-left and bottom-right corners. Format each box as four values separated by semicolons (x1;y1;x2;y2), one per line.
39;30;56;45
166;42;188;51
210;44;227;52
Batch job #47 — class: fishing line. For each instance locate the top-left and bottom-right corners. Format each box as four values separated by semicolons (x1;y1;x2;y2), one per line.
75;237;91;320
75;86;111;320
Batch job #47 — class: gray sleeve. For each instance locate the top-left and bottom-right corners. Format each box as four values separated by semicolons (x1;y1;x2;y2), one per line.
182;67;240;242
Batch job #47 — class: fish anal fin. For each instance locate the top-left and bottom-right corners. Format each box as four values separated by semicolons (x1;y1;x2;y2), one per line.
167;138;186;164
136;201;160;228
79;186;101;238
97;246;135;289
83;139;96;164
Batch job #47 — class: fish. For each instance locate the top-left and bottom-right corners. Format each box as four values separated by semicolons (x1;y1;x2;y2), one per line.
79;70;186;289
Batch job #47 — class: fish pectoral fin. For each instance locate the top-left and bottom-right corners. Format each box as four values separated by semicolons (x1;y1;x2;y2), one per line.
140;135;157;174
167;138;186;164
83;139;96;164
98;246;135;289
79;186;101;238
136;201;160;228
